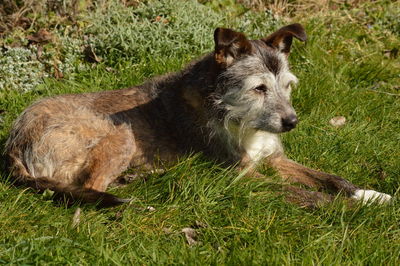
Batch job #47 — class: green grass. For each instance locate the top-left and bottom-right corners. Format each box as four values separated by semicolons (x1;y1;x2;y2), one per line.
1;0;400;264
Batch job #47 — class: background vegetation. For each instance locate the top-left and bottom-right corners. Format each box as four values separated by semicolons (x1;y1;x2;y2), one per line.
0;0;399;264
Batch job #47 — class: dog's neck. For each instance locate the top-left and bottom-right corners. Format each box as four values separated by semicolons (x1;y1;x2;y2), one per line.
225;122;283;162
136;54;233;161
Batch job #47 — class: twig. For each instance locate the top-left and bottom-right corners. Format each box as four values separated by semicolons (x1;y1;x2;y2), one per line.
366;89;400;97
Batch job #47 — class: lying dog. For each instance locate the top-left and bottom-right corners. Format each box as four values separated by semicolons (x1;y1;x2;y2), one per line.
4;24;392;207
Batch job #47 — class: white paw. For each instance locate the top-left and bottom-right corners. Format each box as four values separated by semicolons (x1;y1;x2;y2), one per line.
352;189;392;205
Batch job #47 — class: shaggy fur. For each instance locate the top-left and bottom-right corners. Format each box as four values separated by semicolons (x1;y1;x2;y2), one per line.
4;24;391;207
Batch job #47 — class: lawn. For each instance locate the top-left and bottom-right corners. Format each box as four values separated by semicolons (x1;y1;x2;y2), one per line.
0;0;399;264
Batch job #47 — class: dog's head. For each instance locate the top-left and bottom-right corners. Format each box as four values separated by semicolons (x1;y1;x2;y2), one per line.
213;24;306;134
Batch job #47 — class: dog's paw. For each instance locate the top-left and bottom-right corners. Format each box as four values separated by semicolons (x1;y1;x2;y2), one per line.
352;189;392;205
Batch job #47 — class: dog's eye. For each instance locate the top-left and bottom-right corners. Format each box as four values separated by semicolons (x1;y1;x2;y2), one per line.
254;84;267;93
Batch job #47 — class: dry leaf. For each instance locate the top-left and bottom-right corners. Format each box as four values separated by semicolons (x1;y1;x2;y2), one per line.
36;46;43;60
154;16;169;24
115;210;124;220
383;48;398;59
53;61;64;79
195;220;207;228
182;227;198;246
27;29;53;44
329;116;346;127
83;45;102;63
105;67;116;73
72;207;81;227
162;227;173;234
122;0;141;7
0;109;4;124
42;188;55;199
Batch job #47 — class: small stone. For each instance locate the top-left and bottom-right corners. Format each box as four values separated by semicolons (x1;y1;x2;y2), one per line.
329;116;346;127
146;206;156;212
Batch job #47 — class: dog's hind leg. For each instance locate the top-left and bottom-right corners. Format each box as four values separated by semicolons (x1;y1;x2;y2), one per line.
270;156;392;204
83;128;136;193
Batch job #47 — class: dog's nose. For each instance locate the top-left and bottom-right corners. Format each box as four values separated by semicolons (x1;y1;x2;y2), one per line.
281;114;298;131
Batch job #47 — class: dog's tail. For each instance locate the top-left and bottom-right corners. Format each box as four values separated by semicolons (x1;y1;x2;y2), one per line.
19;177;130;208
5;156;129;208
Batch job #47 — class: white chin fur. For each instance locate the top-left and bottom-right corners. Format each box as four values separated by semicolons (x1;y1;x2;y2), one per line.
352;189;392;205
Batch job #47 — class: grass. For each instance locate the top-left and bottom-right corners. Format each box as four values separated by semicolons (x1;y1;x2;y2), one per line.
1;0;400;264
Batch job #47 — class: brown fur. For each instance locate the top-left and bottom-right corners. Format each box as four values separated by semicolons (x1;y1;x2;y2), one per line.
4;24;389;208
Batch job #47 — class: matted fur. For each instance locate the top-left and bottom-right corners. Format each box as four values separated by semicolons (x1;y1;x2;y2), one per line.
4;24;391;207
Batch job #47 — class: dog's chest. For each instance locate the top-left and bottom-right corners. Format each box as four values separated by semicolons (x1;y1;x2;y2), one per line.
241;130;282;162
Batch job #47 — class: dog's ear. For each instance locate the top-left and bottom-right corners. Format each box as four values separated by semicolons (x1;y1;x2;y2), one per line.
214;27;252;67
262;23;306;55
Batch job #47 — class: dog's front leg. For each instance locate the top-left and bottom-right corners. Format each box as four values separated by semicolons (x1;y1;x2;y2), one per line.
269;156;392;204
236;156;334;208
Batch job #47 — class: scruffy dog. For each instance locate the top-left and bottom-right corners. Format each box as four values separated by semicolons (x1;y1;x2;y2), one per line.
4;24;392;207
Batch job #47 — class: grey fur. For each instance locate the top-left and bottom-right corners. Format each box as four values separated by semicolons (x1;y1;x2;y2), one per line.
212;42;298;145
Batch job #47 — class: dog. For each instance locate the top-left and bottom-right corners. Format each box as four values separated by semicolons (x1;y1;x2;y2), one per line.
4;23;392;207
